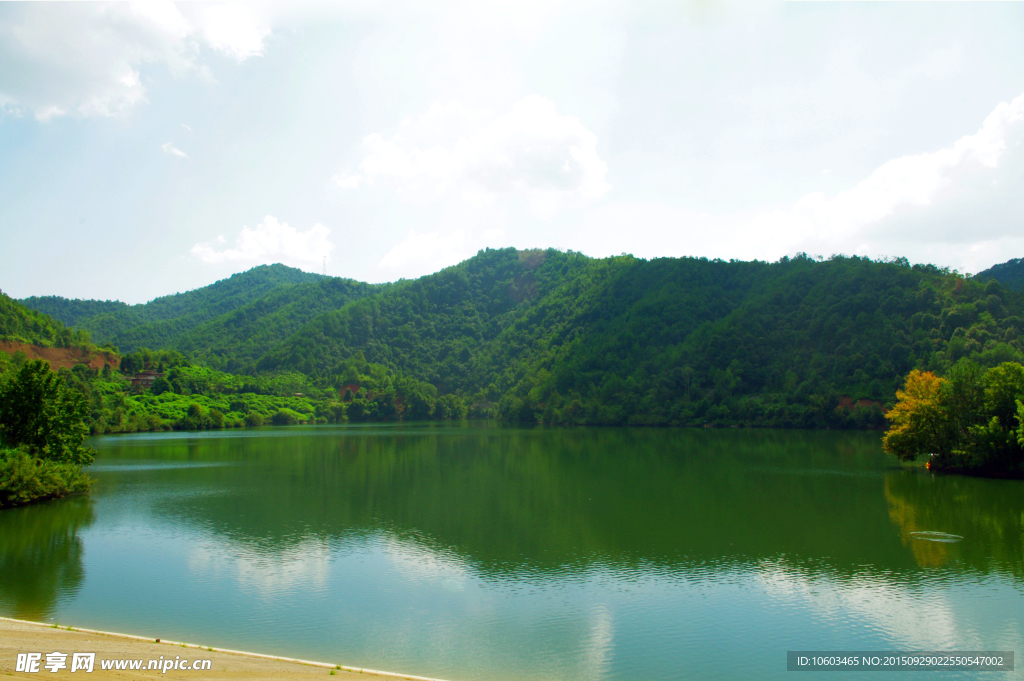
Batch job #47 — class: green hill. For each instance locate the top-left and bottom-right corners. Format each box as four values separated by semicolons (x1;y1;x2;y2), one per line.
16;250;1024;429
255;249;1024;427
0;290;92;349
22;264;350;354
171;277;386;371
975;257;1024;292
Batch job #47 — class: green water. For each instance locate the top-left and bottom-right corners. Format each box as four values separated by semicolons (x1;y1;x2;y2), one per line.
1;424;1022;680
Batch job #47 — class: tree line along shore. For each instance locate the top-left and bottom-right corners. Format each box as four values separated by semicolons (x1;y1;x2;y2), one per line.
2;249;1024;507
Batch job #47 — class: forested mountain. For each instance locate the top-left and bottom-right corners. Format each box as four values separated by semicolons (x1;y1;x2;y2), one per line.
20;264;371;356
14;251;1024;429
255;249;1024;427
975;257;1024;292
0;291;91;349
167;277;385;371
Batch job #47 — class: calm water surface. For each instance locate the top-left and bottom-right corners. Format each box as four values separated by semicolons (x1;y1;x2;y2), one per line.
1;424;1022;680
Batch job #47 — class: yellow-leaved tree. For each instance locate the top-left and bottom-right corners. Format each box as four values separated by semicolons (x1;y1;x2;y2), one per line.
882;370;947;462
884;361;1024;476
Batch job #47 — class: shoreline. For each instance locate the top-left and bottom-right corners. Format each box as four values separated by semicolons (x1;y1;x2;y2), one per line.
0;617;450;681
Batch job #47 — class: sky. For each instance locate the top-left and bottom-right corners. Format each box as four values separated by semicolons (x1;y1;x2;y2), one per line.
1;0;1023;304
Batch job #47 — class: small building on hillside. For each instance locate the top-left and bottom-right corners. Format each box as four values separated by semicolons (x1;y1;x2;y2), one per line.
129;370;162;391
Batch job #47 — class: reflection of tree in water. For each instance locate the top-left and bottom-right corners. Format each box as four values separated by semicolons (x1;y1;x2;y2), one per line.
145;427;929;581
0;496;93;620
885;471;1024;577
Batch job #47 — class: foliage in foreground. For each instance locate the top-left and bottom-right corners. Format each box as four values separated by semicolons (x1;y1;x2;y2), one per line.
0;448;92;508
883;361;1024;477
0;360;95;507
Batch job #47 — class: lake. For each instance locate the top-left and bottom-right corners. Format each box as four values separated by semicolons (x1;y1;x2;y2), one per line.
1;424;1022;680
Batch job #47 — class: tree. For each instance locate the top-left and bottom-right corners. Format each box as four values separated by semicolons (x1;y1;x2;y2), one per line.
435;394;468;420
941;360;986;452
884;362;1024;476
120;354;138;375
150;376;172;395
983;362;1024;428
404;387;435;421
0;360;94;466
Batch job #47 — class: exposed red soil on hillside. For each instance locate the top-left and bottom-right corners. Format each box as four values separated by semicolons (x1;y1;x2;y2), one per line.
0;340;119;372
837;396;885;410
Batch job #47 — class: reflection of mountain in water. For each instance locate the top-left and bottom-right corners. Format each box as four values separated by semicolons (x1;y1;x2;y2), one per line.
0;496;93;620
93;426;1005;585
885;471;1024;575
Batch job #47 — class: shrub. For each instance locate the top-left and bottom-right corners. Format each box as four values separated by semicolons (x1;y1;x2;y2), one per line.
244;412;264;427
435;394;468;420
208;409;225;428
0;448;92;508
271;409;301;426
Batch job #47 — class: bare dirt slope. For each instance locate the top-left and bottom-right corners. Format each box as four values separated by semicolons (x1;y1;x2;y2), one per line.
0;341;119;372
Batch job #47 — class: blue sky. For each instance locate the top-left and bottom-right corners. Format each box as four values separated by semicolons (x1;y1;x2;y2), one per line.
2;1;1023;303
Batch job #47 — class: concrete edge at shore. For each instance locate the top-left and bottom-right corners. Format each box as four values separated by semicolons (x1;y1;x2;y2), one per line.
0;616;452;681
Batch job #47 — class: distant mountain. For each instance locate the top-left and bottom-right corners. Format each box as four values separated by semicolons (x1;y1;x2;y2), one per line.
975;257;1024;292
170;277;385;371
21;264;348;355
1;290;91;349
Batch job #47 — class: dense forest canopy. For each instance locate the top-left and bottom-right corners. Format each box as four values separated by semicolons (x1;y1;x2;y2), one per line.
975;257;1024;292
10;250;1024;430
21;264;360;358
254;250;1024;427
0;291;91;349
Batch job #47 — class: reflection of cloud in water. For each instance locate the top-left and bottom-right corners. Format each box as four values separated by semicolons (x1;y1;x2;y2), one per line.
187;538;331;598
582;604;614;681
380;535;471;588
756;559;962;649
373;534;620;681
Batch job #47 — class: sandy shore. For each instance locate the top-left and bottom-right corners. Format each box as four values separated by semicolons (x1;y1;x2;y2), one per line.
0;617;447;681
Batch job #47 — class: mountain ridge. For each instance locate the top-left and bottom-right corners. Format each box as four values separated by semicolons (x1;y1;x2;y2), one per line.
975;257;1024;292
13;251;1024;428
21;264;339;355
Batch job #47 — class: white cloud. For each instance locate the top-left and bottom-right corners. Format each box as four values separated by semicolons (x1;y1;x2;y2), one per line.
754;91;1024;245
336;95;609;215
161;142;187;158
583;91;1024;273
720;41;965;170
191;3;270;61
191;215;334;271
0;2;270;120
378;229;469;274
